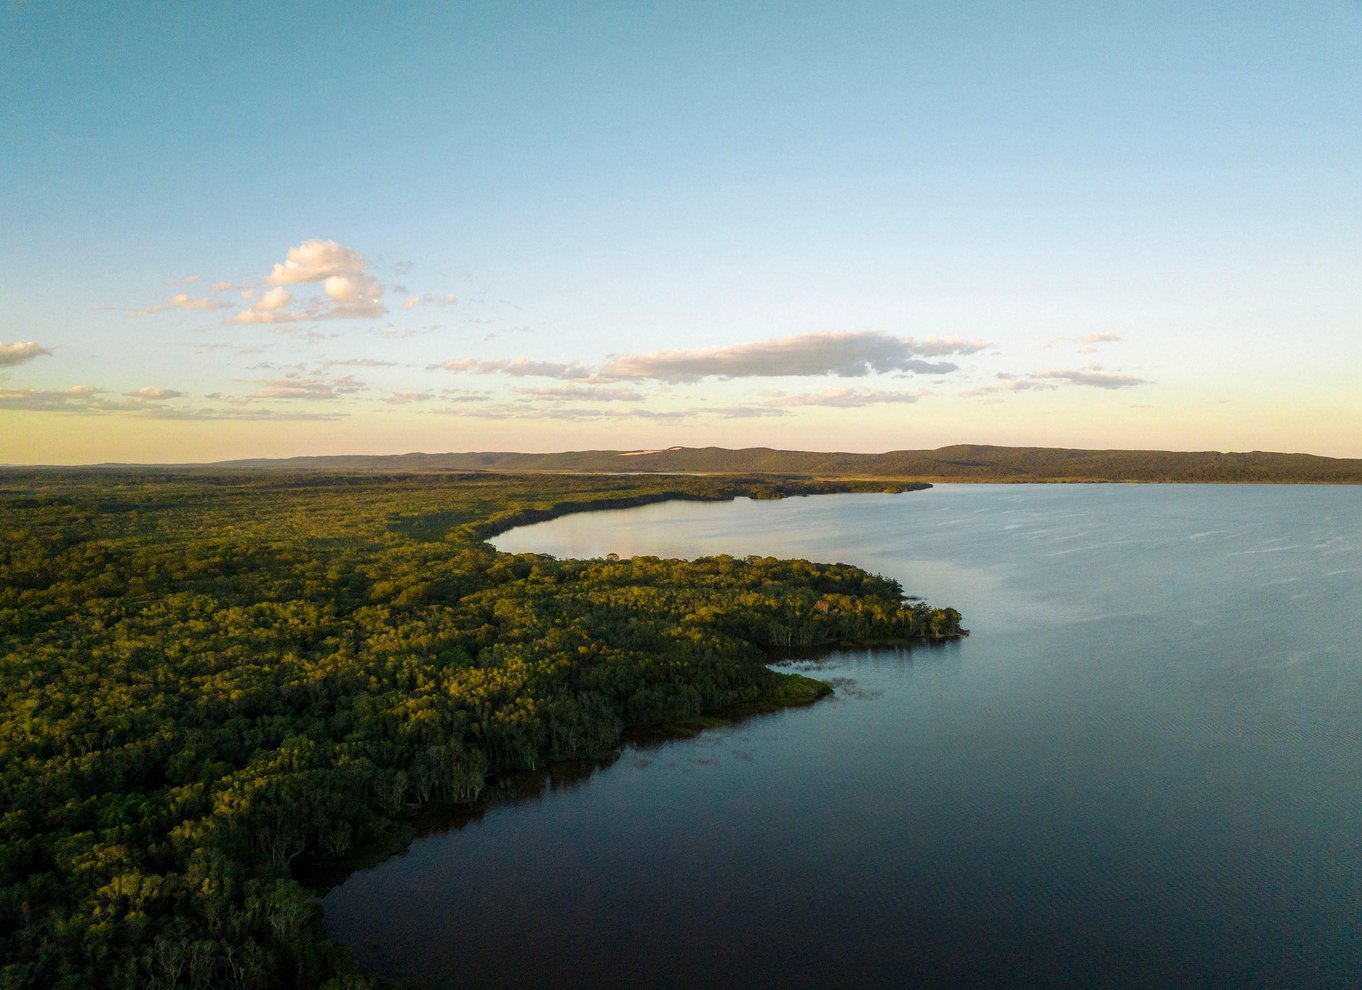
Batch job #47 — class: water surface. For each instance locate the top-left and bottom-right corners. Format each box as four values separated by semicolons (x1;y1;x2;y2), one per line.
324;485;1362;988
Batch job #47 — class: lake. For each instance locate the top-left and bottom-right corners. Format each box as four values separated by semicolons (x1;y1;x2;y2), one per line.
322;484;1362;988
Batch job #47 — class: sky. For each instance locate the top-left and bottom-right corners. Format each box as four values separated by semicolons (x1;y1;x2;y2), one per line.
2;1;1359;464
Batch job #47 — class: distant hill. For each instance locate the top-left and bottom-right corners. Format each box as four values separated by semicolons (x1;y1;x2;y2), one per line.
206;444;1362;483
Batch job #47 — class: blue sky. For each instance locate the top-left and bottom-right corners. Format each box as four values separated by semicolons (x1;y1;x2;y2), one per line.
2;1;1359;462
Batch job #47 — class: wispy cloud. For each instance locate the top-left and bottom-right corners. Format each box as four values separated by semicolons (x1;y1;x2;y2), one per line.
167;274;199;286
598;331;980;382
0;386;110;412
321;357;399;368
1035;366;1148;389
959;364;1148;398
124;387;186;400
403;293;458;311
957;374;1059;399
764;387;919;408
513;384;646;402
1039;331;1124;352
380;391;435;404
128;293;233;318
429;332;988;386
230;240;386;324
0;341;52;367
430;357;594;379
250;374;369;400
698;405;791;418
145;406;345;421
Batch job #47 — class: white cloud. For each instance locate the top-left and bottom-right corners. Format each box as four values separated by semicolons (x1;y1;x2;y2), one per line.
265;240;364;285
124;387;186;400
209;281;235;291
256;287;292;311
598;331;969;382
229;239;386;324
0;341;52;367
167;275;199;286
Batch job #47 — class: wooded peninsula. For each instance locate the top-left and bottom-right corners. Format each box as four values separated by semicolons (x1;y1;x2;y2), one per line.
0;470;963;989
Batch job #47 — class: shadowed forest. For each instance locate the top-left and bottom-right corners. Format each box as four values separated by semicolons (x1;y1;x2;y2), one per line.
0;471;962;989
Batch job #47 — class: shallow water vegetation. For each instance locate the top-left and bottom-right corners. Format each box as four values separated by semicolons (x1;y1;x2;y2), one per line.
0;470;962;989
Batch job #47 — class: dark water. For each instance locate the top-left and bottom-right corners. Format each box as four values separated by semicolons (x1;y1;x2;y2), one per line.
323;485;1362;988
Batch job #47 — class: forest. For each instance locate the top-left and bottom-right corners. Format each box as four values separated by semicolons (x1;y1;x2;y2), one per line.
0;470;963;989
217;443;1362;483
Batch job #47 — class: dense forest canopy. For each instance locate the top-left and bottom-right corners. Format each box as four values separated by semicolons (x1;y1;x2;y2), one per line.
200;444;1362;483
0;471;962;989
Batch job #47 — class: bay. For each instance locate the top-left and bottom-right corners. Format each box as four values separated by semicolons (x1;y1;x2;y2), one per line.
322;484;1362;988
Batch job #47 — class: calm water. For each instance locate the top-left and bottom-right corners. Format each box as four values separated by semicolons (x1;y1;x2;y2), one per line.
323;485;1362;988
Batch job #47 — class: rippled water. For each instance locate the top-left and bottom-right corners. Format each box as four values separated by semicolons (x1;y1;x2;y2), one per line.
323;485;1362;988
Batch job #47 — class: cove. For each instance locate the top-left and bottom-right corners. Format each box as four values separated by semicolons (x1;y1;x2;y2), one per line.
322;484;1362;988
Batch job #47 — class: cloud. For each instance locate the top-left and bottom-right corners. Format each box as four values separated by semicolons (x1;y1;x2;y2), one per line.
1040;331;1124;351
958;365;1146;398
598;331;969;382
0;341;52;367
167;275;199;286
0;385;130;413
426;401;691;422
321;357;398;368
914;336;992;357
208;281;236;291
145;406;345;421
128;294;234;318
380;391;435;404
124;387;186;400
229;240;386;323
764;387;919;408
513;384;646;402
429;357;593;379
255;286;292;310
1034;366;1149;389
698;405;791;418
250;374;369;400
958;373;1061;399
403;293;458;311
427;332;979;387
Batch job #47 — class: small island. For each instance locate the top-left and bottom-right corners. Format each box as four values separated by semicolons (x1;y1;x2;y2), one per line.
0;469;961;989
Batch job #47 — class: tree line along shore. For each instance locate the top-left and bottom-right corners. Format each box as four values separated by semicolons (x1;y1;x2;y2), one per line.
0;470;962;989
195;443;1362;483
